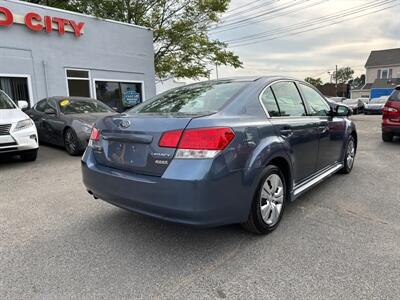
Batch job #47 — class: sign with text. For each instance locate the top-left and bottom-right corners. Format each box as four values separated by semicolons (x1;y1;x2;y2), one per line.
0;6;85;37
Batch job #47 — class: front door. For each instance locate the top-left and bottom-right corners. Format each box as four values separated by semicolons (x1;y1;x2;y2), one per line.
297;83;346;170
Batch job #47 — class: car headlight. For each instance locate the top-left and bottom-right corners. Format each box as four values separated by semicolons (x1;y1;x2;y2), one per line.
14;119;34;132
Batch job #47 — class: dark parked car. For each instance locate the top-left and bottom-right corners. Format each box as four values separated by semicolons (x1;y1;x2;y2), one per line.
342;98;364;114
382;85;400;142
82;77;357;234
27;97;114;155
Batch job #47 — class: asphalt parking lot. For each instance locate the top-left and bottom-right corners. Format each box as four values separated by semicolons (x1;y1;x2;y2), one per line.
1;114;399;299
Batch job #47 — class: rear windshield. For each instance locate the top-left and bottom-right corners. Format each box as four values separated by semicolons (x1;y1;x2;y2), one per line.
129;81;248;115
0;90;16;109
58;98;113;114
389;89;400;102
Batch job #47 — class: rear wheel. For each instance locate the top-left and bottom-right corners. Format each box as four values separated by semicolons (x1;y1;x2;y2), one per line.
242;165;287;234
382;132;393;142
20;149;38;162
340;136;355;174
64;128;82;156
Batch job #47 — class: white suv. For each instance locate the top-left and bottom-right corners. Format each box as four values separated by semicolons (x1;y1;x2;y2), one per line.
0;89;39;161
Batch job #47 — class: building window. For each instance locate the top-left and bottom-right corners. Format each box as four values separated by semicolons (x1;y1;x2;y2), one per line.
0;77;30;106
66;69;91;98
95;80;143;112
378;68;393;80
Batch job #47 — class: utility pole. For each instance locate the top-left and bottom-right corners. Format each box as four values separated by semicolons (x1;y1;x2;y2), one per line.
215;63;219;79
335;65;338;97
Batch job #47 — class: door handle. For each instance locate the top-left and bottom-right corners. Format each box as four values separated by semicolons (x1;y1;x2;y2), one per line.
318;124;329;133
280;128;293;138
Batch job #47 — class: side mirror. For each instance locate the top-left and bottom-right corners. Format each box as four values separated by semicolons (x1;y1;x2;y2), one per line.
44;108;56;115
336;105;352;117
18;100;28;110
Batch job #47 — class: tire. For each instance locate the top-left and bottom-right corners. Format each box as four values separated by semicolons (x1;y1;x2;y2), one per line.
382;132;393;142
340;135;356;174
64;128;82;156
241;165;287;234
20;149;38;162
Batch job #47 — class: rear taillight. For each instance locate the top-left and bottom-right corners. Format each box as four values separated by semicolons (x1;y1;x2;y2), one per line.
159;127;235;159
89;127;100;141
159;130;183;148
382;103;400;117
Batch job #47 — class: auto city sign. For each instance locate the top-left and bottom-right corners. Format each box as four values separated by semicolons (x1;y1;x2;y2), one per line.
0;6;85;37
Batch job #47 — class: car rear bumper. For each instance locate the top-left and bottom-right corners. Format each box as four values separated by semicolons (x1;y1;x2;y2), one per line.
382;125;400;134
81;149;252;227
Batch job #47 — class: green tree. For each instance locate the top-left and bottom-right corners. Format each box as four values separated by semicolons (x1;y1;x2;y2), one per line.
333;67;354;84
24;0;242;79
304;77;323;87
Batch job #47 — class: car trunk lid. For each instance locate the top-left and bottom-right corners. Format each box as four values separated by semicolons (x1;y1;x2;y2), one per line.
93;114;193;176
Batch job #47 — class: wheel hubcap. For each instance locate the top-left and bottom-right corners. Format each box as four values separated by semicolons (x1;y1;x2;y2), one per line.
346;140;355;168
260;174;284;226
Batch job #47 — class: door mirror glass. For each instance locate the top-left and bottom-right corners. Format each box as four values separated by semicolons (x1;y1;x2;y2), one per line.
18;100;28;110
44;108;56;115
336;105;352;117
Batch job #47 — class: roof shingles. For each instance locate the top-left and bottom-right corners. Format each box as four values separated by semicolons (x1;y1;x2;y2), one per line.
365;48;400;67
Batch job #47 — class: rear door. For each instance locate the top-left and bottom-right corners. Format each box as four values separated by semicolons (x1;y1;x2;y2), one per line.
262;81;319;183
297;83;346;170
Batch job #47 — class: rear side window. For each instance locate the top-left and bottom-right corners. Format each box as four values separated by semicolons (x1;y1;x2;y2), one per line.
270;82;306;117
260;87;280;117
299;83;330;116
389;89;400;101
130;81;248;115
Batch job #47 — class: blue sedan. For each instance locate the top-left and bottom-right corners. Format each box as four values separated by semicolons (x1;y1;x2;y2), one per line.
82;77;357;234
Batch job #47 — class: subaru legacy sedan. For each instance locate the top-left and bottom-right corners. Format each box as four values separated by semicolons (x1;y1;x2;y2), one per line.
82;77;357;234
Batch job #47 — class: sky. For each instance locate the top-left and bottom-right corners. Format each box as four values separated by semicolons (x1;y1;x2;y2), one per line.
208;0;400;82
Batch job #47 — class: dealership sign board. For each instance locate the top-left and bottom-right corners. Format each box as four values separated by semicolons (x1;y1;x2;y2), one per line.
0;6;85;37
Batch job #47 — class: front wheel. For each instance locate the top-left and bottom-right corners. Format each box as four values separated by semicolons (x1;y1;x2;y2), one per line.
340;136;356;174
241;165;287;234
64;128;82;156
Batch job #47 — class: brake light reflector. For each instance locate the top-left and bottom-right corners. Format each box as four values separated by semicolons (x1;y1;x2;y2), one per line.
159;130;183;148
89;127;100;141
179;127;235;150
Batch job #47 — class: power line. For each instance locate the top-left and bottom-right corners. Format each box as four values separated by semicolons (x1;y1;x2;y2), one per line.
222;0;279;21
230;1;399;47
227;0;393;43
224;0;267;14
211;0;328;34
227;0;397;45
211;0;308;30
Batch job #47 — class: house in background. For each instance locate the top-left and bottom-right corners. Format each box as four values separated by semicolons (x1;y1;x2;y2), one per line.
352;48;400;99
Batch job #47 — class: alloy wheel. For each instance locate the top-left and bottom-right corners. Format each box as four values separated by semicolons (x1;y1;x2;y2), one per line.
346;139;355;169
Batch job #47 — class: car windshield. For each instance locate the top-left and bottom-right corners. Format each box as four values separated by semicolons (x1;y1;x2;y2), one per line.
129;80;248;115
370;98;387;103
58;98;113;114
0;90;16;109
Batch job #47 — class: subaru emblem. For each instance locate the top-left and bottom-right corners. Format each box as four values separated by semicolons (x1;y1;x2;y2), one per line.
120;120;131;128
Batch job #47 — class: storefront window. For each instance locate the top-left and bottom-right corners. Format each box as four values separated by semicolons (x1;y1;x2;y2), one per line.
95;81;143;112
0;77;30;106
66;69;91;98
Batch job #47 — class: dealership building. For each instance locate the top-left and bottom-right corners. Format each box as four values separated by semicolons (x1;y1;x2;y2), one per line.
0;0;156;111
